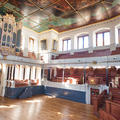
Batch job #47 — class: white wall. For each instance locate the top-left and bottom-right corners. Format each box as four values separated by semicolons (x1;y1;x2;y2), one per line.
58;16;120;53
39;29;58;52
22;27;39;57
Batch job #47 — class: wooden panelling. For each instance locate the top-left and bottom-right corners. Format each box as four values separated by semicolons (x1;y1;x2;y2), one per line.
99;109;117;120
106;100;120;120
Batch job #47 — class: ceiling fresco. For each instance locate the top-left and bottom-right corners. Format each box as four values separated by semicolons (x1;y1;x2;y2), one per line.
0;0;120;32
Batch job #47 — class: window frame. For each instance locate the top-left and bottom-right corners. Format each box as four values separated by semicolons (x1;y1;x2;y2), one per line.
96;31;110;47
41;39;47;50
77;35;89;49
118;28;120;44
62;39;71;51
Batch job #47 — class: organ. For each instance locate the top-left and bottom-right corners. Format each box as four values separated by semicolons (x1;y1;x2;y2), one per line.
0;14;22;56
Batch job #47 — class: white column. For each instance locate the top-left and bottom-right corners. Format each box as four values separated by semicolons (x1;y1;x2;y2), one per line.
36;67;41;85
110;26;116;51
31;66;35;80
15;65;19;80
88;31;93;53
0;64;8;97
25;66;30;80
19;65;23;80
71;35;74;50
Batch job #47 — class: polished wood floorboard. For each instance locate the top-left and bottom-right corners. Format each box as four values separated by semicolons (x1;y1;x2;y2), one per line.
0;95;98;120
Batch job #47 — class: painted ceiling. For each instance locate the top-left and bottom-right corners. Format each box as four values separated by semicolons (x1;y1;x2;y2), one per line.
0;0;120;32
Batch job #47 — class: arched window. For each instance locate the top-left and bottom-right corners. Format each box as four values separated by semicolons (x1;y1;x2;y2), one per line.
95;30;110;47
75;34;89;49
6;35;10;47
62;38;71;51
13;32;16;44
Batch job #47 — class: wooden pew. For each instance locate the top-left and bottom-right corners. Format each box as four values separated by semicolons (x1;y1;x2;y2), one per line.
93;90;107;115
99;109;117;120
106;100;120;120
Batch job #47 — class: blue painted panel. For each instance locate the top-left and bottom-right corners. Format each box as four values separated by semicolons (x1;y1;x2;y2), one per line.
44;87;86;103
31;86;45;96
5;86;44;99
19;87;32;99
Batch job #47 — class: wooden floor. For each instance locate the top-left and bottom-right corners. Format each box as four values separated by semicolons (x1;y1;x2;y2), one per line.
0;95;98;120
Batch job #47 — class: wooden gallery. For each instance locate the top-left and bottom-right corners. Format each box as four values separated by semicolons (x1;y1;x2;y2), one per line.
0;0;120;120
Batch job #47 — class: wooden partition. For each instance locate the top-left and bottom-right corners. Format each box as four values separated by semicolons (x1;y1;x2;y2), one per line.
99;109;117;120
92;90;107;114
106;100;120;120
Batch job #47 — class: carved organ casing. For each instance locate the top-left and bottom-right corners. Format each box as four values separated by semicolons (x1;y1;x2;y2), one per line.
0;14;22;55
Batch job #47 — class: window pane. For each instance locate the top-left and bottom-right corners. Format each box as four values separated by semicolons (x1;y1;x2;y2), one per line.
41;40;47;50
68;40;71;50
79;37;83;49
63;40;68;51
104;32;110;46
97;33;103;46
53;40;57;50
84;36;89;48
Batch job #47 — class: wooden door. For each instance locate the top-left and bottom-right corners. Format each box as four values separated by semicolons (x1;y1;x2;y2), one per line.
91;88;99;105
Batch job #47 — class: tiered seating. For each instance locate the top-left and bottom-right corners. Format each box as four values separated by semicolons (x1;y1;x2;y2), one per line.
53;49;111;59
53;47;120;60
51;68;84;84
50;67;116;85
